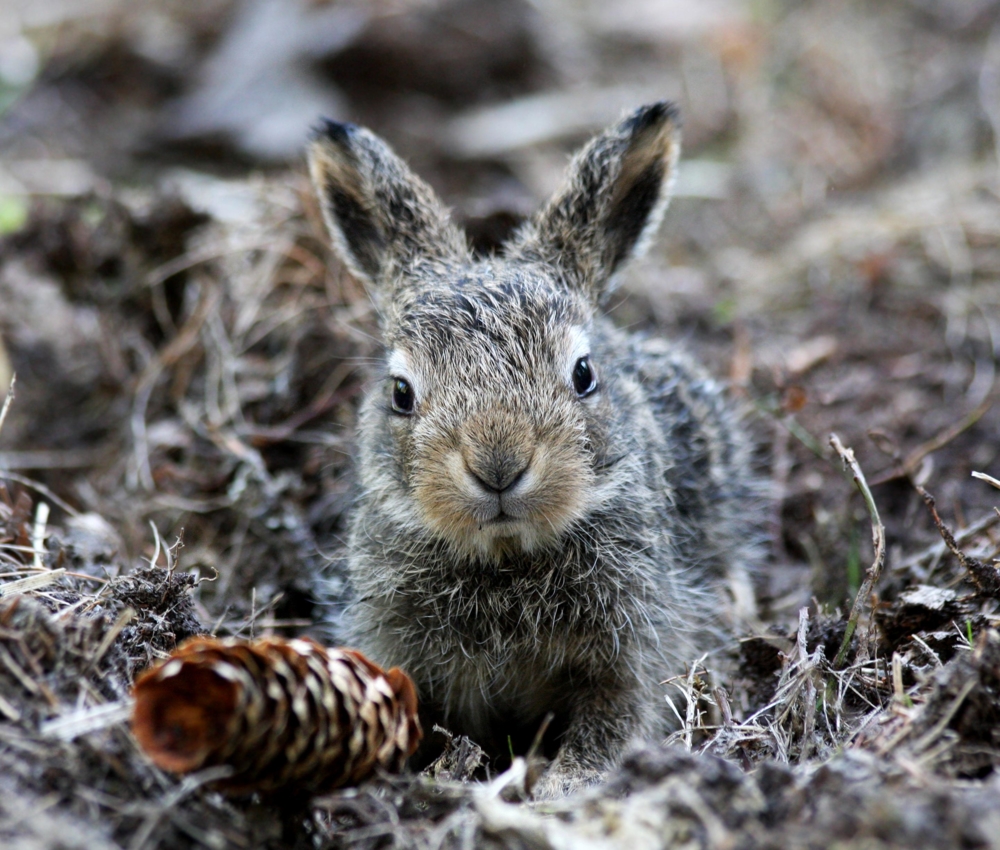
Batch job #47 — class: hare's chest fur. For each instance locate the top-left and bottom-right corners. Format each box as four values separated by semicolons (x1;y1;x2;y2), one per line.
347;553;658;746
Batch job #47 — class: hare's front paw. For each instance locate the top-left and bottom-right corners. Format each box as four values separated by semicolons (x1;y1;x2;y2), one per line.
531;758;605;800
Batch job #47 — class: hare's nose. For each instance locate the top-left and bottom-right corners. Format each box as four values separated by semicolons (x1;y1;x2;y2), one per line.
466;455;530;494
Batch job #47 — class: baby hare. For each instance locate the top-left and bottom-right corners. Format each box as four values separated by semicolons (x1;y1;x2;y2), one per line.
309;102;764;797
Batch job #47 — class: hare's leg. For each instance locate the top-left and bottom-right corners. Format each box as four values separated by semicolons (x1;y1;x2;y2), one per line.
532;676;653;799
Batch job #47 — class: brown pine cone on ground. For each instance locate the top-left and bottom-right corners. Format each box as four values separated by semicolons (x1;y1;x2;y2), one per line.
131;636;421;796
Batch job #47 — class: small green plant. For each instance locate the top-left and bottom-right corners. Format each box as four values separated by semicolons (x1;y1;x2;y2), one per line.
0;197;27;236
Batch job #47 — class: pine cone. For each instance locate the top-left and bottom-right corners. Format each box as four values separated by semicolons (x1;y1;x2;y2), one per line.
131;636;421;795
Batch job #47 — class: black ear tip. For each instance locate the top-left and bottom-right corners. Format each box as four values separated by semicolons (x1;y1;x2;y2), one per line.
627;101;681;134
310;118;357;146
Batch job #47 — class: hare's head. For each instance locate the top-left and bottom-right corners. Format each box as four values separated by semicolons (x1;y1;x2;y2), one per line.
309;104;681;561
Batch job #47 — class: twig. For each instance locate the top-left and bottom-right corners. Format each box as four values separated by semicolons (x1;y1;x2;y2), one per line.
753;395;827;458
481;758;528;800
148;521;162;570
891;653;905;701
31;501;49;571
910;678;977;756
0;690;20;721
894;510;1000;575
902;397;993;477
0;569;66;597
916;485;1000;598
972;470;1000;491
0;644;40;695
796;608;817;758
39;700;133;741
0;373;15;441
0;448;106;470
910;634;944;669
131;285;220;491
526;712;554;762
683;661;701;750
830;434;886;668
869;397;995;485
88;607;135;671
127;767;235;850
0;471;80;517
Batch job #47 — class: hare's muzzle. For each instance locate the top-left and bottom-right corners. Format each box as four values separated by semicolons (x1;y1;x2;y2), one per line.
411;408;594;560
457;421;536;524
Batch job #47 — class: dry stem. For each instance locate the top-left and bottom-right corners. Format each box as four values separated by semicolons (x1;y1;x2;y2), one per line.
830;434;886;668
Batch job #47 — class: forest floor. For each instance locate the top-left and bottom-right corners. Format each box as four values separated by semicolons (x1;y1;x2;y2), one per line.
1;0;1000;847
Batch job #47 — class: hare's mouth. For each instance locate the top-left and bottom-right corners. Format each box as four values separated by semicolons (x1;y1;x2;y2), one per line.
483;511;515;525
475;507;528;535
479;512;529;533
467;500;575;555
428;501;577;560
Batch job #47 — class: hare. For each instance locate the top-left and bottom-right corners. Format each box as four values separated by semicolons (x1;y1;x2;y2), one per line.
308;102;764;797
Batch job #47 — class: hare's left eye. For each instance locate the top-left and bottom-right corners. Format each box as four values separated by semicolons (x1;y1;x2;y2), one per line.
572;356;598;398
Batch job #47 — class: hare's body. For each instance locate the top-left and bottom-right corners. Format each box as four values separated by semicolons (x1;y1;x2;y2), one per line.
309;104;763;795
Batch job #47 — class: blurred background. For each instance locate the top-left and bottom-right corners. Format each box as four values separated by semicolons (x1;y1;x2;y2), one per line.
0;0;998;627
1;0;997;223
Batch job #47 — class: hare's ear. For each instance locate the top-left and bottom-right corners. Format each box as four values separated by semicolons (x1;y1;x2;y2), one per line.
308;120;467;288
507;102;681;300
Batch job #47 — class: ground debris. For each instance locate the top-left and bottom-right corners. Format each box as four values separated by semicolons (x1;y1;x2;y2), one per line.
0;508;296;849
1;0;1000;846
307;745;1000;850
425;726;488;783
860;629;1000;781
876;584;973;652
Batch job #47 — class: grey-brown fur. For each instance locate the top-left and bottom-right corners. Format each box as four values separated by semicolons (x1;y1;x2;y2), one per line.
308;103;765;797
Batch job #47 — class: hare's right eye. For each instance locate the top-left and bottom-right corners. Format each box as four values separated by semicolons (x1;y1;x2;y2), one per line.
572;356;598;398
392;378;414;416
391;378;415;415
